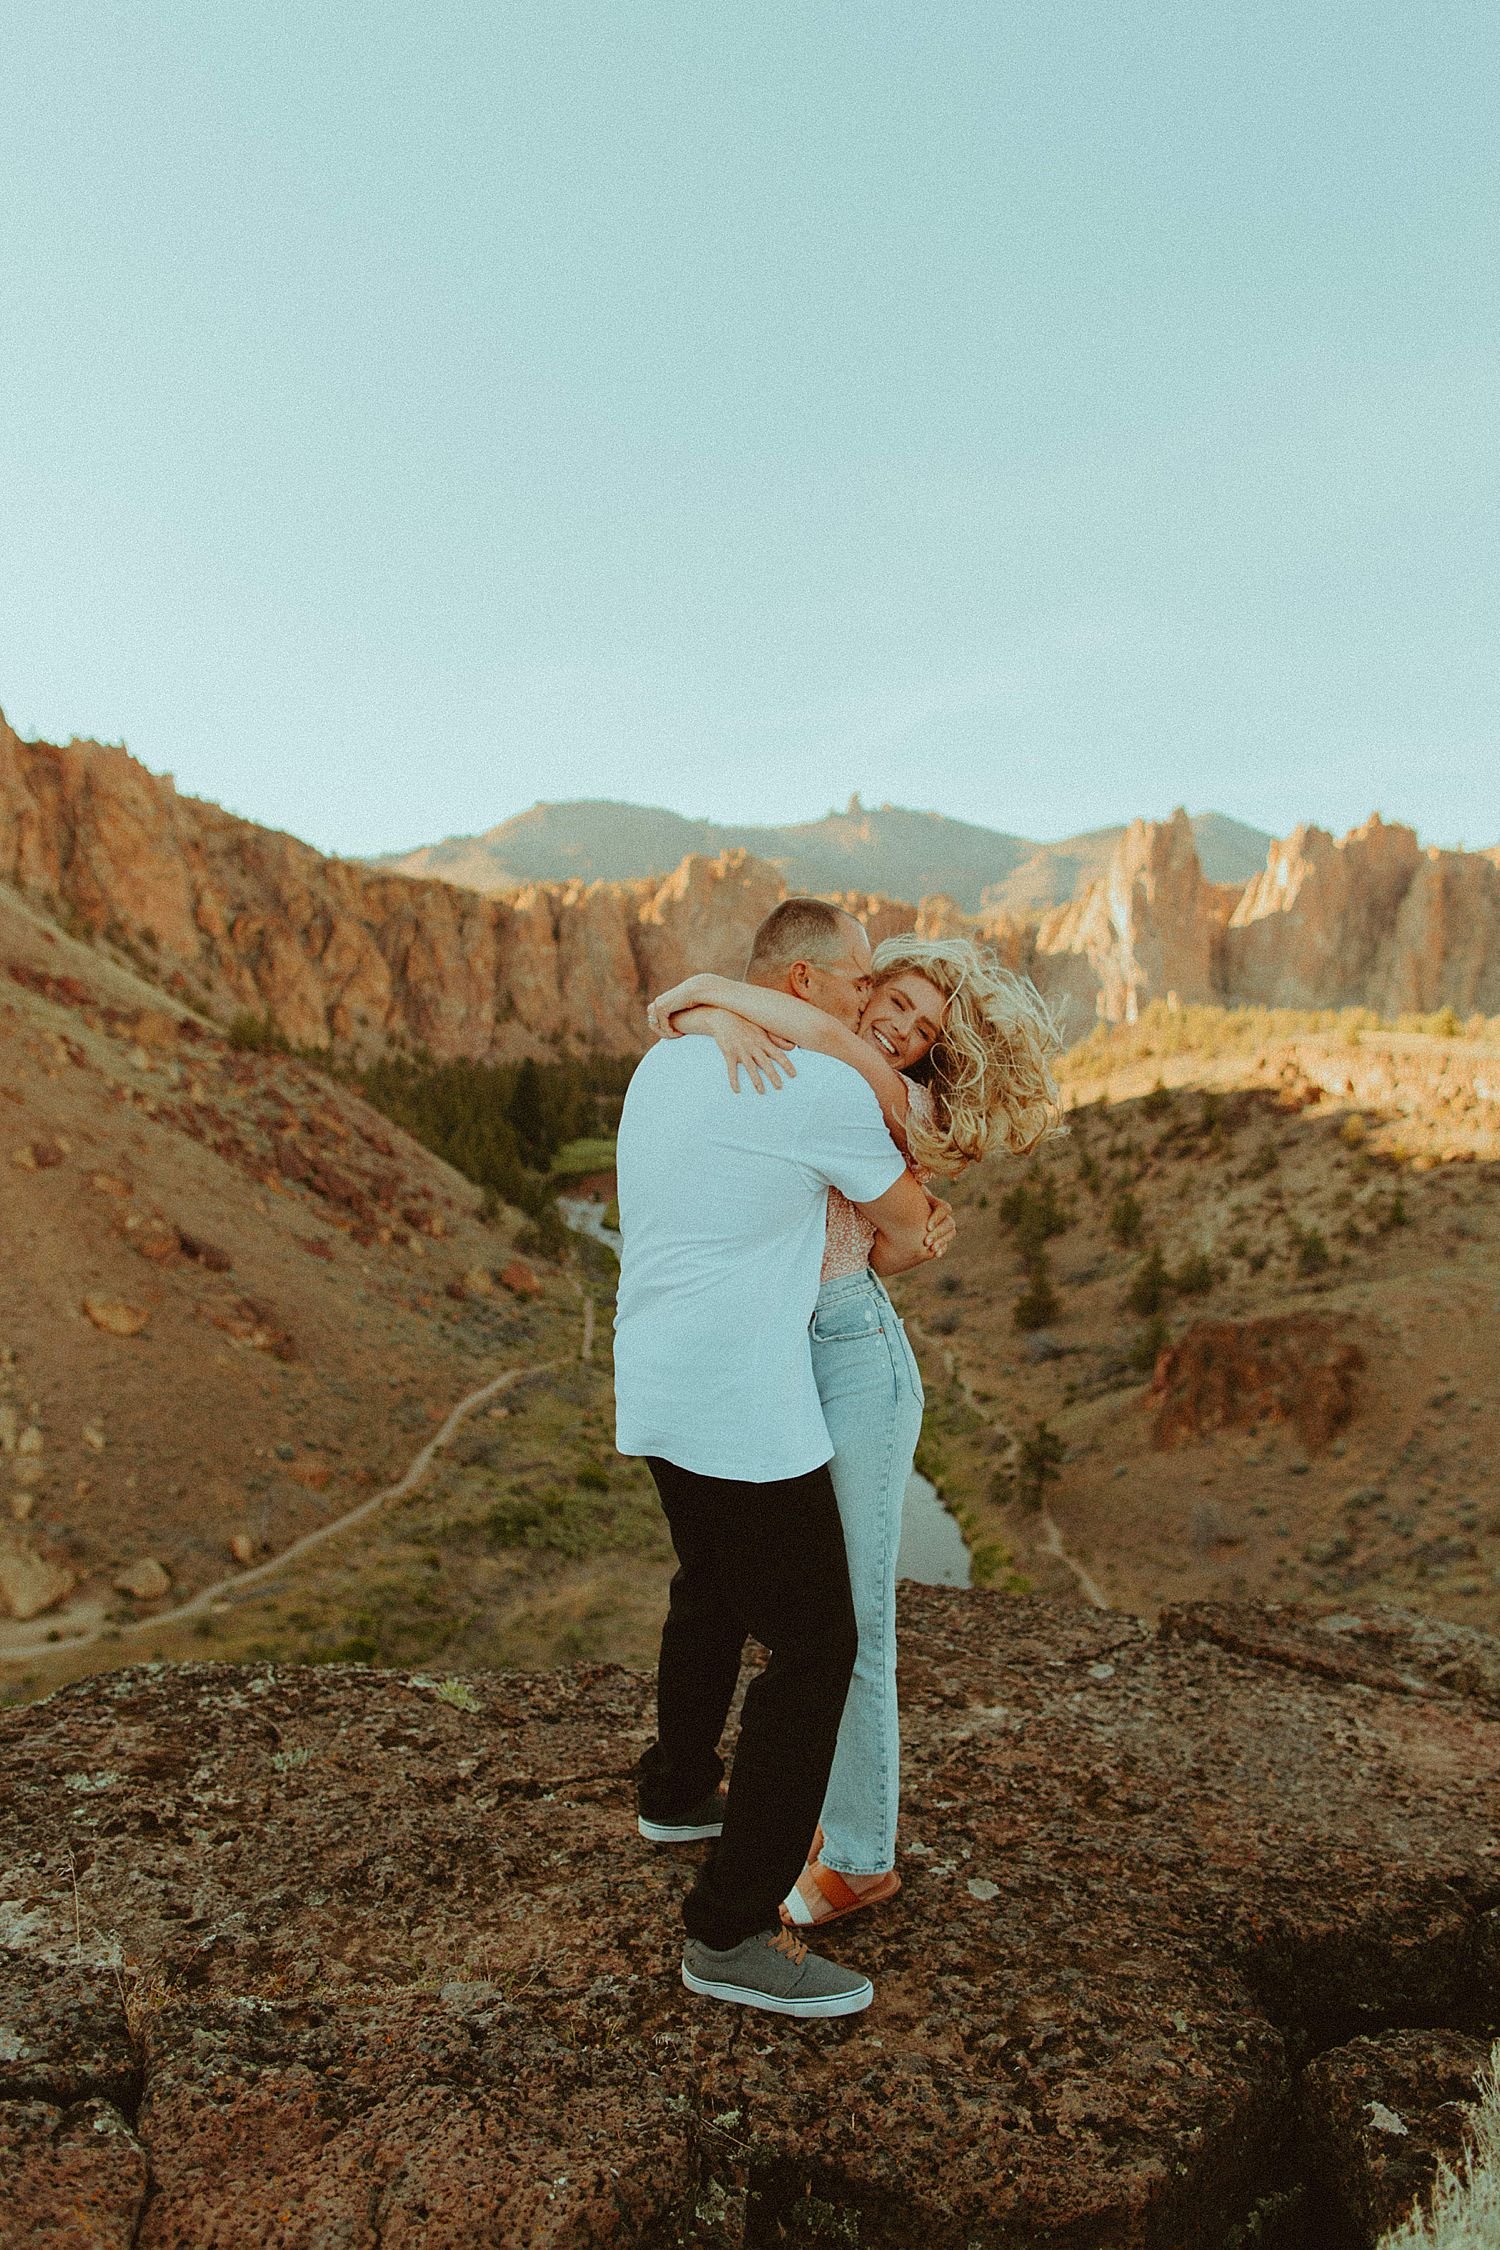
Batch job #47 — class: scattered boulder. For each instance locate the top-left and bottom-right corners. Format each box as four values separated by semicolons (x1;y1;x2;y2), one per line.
0;1542;76;1621
207;1299;294;1359
113;1558;172;1601
10;1139;64;1172
130;1223;183;1265
1149;1313;1365;1451
460;1265;496;1297
287;1461;331;1493
176;1233;230;1272
129;1007;180;1050
498;1258;542;1297
1301;2029;1490;2246
81;1297;149;1339
227;1533;256;1566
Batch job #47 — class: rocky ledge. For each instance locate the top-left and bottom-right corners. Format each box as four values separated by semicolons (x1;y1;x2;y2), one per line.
2;1588;1498;2248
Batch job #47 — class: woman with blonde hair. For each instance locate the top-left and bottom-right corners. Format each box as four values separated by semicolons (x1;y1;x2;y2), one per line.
647;930;1062;1926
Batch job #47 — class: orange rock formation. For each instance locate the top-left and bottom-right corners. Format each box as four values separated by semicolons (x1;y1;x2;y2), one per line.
4;712;1497;1052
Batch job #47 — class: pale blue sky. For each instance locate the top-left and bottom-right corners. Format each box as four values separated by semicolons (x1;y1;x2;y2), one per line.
2;3;1496;856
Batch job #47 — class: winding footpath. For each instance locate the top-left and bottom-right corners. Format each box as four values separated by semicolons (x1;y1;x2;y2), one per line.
0;1363;550;1669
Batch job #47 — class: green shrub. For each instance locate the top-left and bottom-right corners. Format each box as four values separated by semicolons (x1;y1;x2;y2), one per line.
1293;1225;1331;1275
1126;1246;1170;1316
999;1172;1071;1255
1108;1192;1144;1246
1129;1315;1170;1374
516;1201;570;1261
482;1495;547;1545
1141;1082;1172;1120
228;1010;291;1054
1172;1250;1216;1296
1015;1420;1065;1508
1013;1254;1061;1331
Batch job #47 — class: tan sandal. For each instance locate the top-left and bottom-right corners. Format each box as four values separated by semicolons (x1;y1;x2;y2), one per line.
779;1858;902;1928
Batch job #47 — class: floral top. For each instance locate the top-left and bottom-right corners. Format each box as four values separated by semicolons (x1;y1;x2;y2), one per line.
820;1079;934;1281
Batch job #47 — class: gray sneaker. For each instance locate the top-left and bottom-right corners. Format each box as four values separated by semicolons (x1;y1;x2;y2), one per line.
682;1927;874;2018
638;1788;726;1843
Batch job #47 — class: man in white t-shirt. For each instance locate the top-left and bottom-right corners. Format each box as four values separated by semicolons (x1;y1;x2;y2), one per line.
614;899;942;2019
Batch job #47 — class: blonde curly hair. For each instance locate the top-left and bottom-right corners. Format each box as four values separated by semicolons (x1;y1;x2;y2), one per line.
870;934;1063;1176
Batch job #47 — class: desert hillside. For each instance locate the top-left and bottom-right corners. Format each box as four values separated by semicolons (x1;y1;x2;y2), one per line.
0;881;631;1684
889;1003;1500;1641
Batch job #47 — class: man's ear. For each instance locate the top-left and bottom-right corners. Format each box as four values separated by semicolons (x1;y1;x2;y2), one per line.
788;960;815;999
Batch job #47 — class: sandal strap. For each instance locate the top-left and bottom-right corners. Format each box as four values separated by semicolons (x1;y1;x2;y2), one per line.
808;1860;863;1915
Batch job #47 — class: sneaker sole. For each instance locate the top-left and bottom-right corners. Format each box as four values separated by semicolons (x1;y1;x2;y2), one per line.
637;1814;724;1843
681;1964;874;2018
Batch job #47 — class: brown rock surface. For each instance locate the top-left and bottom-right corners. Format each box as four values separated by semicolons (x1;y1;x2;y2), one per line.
1029;809;1231;1030
0;715;788;1061
2;1589;1497;2246
1226;817;1427;1010
1149;1315;1366;1453
0;1544;76;1622
1301;2029;1490;2245
1224;815;1500;1018
112;1558;171;1602
0;2099;148;2248
80;1298;149;1339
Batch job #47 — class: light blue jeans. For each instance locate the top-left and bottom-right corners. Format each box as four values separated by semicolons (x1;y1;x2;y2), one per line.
809;1268;925;1877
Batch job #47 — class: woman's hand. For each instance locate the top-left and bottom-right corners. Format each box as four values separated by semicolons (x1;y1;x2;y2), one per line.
646;974;718;1038
922;1195;956;1259
691;1006;799;1095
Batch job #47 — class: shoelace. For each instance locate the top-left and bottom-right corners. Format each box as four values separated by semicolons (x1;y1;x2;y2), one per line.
768;1927;807;1967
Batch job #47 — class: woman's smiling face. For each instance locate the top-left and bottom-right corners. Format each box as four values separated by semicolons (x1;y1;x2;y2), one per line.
859;971;949;1070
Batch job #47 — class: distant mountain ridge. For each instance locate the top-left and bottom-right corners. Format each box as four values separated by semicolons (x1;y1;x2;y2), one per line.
373;797;1274;914
4;709;1497;1064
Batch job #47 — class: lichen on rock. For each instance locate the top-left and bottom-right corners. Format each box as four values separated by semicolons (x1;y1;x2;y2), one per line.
1;1588;1497;2244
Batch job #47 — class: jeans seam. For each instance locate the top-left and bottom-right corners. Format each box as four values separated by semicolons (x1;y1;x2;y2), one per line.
813;1290;911;1879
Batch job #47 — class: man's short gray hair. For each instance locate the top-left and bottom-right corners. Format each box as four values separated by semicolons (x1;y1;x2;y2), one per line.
746;897;859;979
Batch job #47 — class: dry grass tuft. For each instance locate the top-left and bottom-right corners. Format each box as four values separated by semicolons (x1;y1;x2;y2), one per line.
1379;2045;1500;2250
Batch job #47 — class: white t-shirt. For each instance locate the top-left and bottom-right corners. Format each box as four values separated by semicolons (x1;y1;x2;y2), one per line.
613;1039;906;1482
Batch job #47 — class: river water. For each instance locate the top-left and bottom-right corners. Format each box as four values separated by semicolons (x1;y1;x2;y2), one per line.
558;1198;971;1589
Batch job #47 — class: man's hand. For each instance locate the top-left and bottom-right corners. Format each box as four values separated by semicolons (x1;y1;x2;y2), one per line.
923;1195;955;1260
678;1006;799;1095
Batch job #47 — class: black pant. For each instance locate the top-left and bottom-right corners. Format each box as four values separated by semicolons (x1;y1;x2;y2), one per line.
637;1455;858;1952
